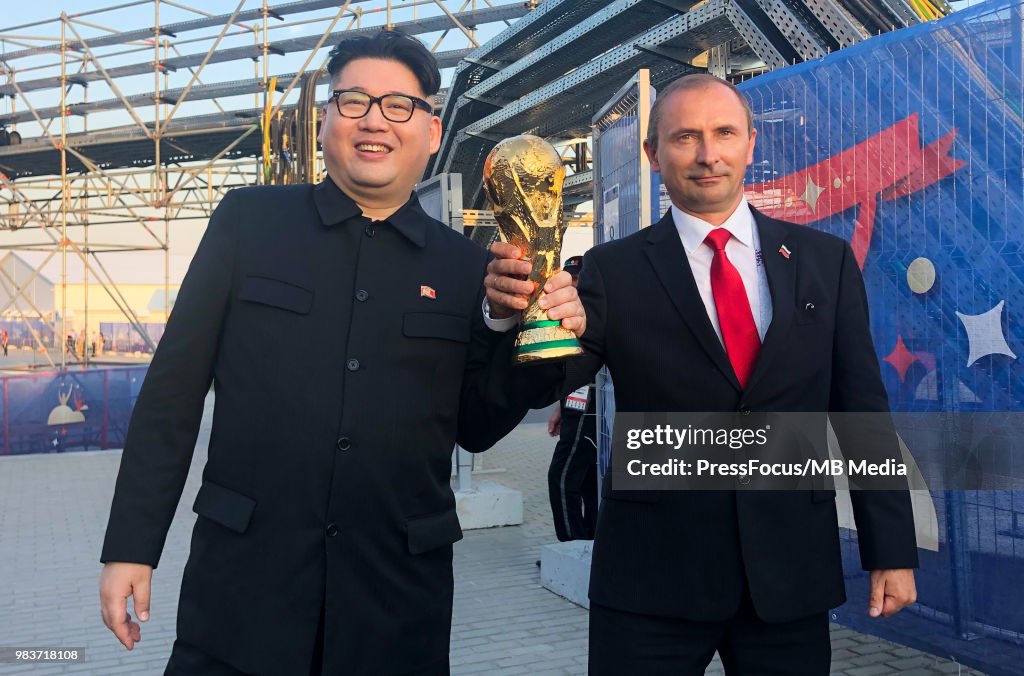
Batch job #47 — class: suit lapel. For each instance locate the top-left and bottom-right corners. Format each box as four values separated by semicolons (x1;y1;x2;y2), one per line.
644;211;741;392
745;209;796;393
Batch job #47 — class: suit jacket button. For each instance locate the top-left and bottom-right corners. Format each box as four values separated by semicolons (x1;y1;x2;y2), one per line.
739;406;751;415
347;358;360;371
355;290;369;302
326;524;339;537
336;437;351;451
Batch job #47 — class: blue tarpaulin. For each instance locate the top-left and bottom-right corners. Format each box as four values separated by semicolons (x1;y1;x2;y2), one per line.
741;1;1024;671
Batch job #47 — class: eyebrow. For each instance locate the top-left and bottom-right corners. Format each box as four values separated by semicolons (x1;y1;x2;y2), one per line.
669;124;742;135
334;86;420;97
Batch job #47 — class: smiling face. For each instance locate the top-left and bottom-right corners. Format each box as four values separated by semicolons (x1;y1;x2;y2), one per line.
643;81;756;226
318;57;442;214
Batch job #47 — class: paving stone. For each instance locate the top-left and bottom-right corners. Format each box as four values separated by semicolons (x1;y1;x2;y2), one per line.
830;648;858;661
0;401;987;676
843;665;897;676
849;642;888;655
885;655;943;671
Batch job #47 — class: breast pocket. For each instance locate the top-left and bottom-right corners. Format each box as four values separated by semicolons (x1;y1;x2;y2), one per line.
403;312;470;343
403;312;471;411
239;276;313;314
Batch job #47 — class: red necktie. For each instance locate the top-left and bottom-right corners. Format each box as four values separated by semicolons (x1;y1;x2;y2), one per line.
704;228;761;388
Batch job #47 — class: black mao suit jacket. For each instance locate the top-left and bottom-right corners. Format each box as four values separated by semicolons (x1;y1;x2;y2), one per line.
101;179;558;675
570;207;919;624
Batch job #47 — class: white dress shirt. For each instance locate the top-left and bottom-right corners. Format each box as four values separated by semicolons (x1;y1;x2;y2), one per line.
486;198;773;339
671;197;772;345
483;299;519;332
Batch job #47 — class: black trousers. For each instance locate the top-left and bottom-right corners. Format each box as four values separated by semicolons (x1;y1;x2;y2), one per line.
548;405;598;541
165;604;450;675
588;589;830;675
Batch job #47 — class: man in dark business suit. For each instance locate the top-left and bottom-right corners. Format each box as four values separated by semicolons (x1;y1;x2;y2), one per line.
97;31;584;676
493;73;919;674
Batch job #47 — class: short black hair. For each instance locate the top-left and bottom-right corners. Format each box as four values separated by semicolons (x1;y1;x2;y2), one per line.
326;30;441;97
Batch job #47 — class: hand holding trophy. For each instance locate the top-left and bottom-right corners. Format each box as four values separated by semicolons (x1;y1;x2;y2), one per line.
483;135;584;363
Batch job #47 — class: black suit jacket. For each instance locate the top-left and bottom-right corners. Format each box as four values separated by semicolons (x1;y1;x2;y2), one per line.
101;179;559;675
570;207;919;623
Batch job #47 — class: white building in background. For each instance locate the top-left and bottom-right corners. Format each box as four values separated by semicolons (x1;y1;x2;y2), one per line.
0;253;181;349
0;253;55;317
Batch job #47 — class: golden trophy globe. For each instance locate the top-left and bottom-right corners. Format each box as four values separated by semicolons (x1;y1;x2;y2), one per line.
483;135;584;363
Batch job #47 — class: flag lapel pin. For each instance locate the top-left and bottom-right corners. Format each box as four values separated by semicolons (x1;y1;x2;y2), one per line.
779;245;792;259
420;285;437;299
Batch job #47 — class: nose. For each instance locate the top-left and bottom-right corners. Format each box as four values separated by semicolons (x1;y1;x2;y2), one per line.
695;134;720;167
358;101;390;131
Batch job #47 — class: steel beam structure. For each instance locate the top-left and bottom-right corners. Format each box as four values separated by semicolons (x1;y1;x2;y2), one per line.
0;0;526;370
432;0;940;207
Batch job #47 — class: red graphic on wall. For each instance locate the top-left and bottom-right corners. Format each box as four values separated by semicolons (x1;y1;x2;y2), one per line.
745;113;965;269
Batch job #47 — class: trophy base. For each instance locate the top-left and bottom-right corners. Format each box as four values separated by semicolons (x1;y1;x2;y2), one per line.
514;320;584;364
515;344;585;363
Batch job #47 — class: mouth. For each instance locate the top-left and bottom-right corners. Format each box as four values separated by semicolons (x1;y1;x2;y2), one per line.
355;142;394;155
690;175;725;185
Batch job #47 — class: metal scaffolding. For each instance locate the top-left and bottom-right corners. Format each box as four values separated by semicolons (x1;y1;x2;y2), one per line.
430;0;951;209
0;0;528;370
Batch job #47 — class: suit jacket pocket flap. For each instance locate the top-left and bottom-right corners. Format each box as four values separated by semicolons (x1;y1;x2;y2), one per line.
193;481;257;533
407;509;463;554
403;313;470;343
239;276;313;314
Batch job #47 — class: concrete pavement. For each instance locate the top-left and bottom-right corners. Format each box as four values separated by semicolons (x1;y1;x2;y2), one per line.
0;396;983;675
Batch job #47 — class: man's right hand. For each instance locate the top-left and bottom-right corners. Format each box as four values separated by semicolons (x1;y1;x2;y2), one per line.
99;562;153;650
548;407;562;437
485;242;534;320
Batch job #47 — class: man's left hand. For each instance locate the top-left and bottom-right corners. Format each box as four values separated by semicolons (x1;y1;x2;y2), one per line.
485;242;587;338
868;568;916;618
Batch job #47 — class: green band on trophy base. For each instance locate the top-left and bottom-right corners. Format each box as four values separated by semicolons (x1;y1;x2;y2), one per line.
514;319;583;362
518;338;581;354
521;319;562;332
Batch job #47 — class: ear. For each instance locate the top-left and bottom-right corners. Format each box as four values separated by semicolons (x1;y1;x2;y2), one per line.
428;115;442;154
643;139;661;173
745;128;757;166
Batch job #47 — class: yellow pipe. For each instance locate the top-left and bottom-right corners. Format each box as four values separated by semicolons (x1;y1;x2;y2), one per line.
262;75;277;184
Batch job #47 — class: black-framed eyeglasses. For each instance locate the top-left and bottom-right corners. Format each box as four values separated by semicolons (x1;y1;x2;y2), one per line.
329;89;433;123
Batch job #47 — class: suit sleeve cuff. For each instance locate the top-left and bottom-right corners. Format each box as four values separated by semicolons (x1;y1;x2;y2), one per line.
482;298;518;333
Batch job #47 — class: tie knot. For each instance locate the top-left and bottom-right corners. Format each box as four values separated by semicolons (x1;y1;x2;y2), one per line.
704;228;732;251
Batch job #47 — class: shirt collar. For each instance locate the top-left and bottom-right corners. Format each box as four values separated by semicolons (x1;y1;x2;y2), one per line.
671;196;754;255
313;177;428;248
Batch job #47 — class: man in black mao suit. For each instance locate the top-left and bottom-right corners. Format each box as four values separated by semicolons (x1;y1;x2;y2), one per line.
97;32;584;676
574;75;918;673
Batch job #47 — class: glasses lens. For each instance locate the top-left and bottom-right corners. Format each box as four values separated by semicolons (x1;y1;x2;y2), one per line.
335;91;370;118
379;95;416;122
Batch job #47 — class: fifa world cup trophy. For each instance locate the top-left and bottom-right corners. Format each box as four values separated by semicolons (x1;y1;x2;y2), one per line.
483;135;584;363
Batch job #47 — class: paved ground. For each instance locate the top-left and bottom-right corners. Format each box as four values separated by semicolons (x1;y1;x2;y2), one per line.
0;396;985;675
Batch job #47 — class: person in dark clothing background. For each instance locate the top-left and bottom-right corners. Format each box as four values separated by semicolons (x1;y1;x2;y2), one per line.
546;255;598;541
